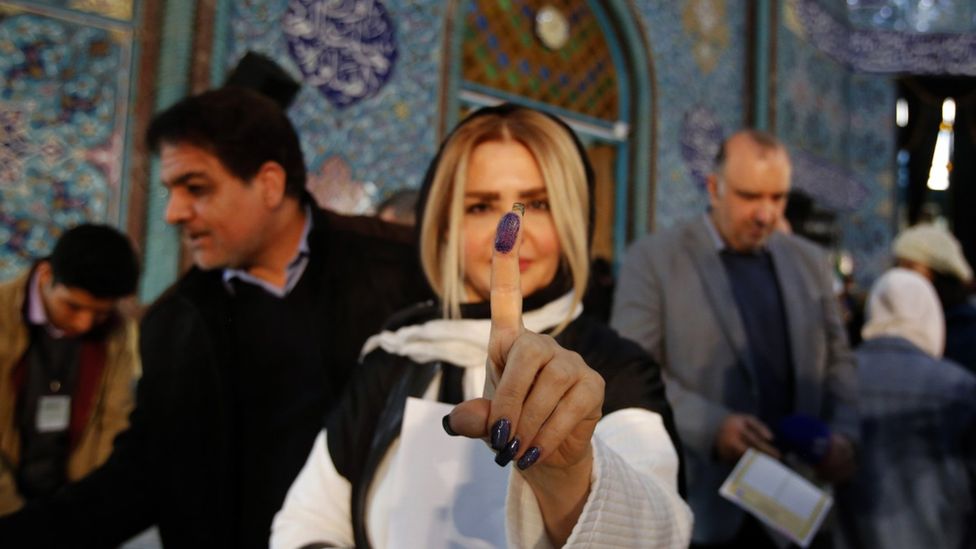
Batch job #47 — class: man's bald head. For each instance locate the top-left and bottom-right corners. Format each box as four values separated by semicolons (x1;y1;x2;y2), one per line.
708;130;792;252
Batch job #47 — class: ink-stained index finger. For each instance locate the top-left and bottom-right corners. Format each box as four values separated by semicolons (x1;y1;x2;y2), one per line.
487;203;526;387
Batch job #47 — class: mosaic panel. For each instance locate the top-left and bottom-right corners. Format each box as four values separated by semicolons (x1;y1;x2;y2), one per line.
225;0;445;214
283;0;398;109
227;1;747;233
681;0;730;75
788;0;976;75
632;0;748;230
0;4;132;280
679;105;725;189
844;0;976;34
461;0;619;122
778;2;896;287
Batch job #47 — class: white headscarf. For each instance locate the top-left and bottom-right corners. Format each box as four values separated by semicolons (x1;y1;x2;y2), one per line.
893;224;973;283
862;267;945;357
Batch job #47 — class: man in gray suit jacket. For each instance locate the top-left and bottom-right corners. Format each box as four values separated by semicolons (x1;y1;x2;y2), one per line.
612;130;859;547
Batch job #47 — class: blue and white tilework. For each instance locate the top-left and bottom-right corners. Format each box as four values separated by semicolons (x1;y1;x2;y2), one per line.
221;0;896;287
792;0;976;75
283;0;398;110
842;0;976;34
223;1;747;229
0;4;133;280
631;1;748;231
224;0;445;215
778;0;896;287
680;104;726;191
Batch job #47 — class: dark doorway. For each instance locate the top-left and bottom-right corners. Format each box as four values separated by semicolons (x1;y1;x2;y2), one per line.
897;76;976;270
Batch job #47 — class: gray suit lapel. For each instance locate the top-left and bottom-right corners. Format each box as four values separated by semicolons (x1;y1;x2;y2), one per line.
685;220;757;387
768;234;815;410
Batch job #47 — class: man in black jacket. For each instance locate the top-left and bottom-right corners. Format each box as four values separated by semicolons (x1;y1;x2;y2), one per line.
0;88;429;547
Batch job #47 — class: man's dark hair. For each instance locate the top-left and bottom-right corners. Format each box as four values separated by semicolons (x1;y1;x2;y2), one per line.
146;87;309;203
713;128;784;172
49;224;140;298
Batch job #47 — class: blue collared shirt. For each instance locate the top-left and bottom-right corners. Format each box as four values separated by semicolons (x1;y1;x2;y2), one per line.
707;212;794;424
222;206;312;298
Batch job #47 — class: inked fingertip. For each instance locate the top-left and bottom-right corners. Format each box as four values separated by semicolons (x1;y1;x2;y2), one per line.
494;212;520;253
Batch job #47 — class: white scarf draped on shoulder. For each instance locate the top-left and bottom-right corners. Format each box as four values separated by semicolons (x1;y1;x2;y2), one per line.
360;291;582;370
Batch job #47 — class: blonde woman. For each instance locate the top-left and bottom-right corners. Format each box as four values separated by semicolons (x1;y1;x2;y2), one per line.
272;105;691;548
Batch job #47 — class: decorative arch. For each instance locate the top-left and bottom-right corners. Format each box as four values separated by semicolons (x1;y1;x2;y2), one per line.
440;0;657;262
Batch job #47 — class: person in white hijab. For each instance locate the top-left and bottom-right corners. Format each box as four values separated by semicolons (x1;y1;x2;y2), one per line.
892;224;976;372
861;267;945;358
835;267;976;549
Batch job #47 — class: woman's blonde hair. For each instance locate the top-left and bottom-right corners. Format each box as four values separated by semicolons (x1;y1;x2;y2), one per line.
418;106;590;334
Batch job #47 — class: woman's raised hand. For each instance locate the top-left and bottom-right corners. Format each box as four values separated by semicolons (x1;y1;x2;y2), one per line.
444;204;605;543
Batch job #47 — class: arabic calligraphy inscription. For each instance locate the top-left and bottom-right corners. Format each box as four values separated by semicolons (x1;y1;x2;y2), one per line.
284;0;398;109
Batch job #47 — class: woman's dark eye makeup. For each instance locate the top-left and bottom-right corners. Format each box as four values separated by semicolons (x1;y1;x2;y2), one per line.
464;191;549;215
465;202;491;214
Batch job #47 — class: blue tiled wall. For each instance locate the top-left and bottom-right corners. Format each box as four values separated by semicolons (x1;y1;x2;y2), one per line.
220;1;447;214
219;0;751;230
0;1;138;281
777;0;896;286
0;0;898;294
632;0;749;230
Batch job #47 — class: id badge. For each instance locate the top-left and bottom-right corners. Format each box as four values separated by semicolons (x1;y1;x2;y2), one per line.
37;395;71;432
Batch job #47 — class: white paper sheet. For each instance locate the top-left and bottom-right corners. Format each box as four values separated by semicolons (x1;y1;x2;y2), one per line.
385;397;509;549
720;449;833;547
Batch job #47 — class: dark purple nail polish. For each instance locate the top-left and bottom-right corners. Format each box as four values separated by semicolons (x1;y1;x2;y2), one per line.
495;437;520;467
517;447;541;470
442;414;458;437
491;418;511;451
494;212;520;253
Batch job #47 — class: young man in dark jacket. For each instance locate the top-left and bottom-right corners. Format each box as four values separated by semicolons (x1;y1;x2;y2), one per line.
0;88;429;547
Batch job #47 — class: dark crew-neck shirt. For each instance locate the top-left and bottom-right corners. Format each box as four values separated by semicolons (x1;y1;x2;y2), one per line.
226;271;333;548
720;249;795;425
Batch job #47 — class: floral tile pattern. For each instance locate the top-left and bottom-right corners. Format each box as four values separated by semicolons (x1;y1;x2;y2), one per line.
225;0;445;215
778;0;896;287
222;0;894;286
794;0;976;74
283;0;398;110
633;1;748;230
0;4;133;280
225;0;747;231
